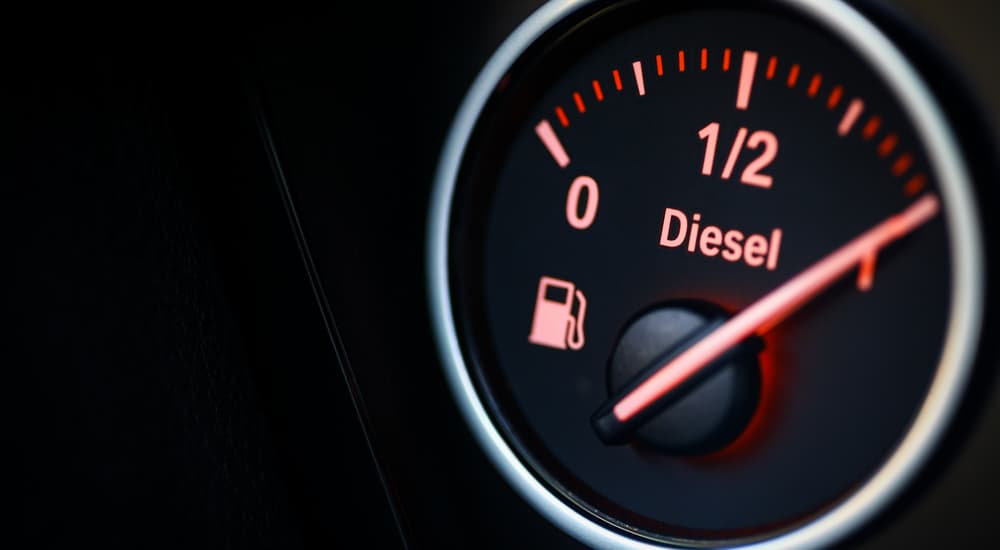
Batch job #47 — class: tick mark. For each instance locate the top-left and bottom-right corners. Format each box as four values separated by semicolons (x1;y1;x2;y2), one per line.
905;174;927;196
632;61;646;96
862;116;881;140
736;50;758;111
787;64;800;87
878;133;899;157
892;153;914;176
555;106;569;127
535;119;570;168
838;99;864;136
807;74;822;98
857;250;877;291
827;85;843;109
592;80;604;101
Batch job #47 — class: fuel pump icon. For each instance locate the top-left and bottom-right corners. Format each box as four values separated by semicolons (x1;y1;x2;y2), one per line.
528;276;587;350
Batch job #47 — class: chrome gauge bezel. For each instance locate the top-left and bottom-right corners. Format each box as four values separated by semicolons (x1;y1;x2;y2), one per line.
426;0;985;547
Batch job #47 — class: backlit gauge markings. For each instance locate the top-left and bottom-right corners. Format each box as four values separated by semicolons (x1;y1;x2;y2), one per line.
592;80;605;101
534;48;929;195
633;61;647;96
736;50;758;110
555;106;570;127
828;85;844;109
768;56;928;194
766;55;778;80
838;99;864;136
534;119;571;168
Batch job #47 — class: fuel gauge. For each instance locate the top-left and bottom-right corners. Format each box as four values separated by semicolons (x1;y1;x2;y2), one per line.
428;1;995;547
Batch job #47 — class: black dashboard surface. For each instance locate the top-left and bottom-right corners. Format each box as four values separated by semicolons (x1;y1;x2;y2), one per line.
10;2;1000;548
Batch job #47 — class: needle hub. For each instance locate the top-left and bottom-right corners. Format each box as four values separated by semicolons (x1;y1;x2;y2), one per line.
594;301;762;452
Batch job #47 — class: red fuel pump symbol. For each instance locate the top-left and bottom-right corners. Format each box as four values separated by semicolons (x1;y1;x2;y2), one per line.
528;276;587;350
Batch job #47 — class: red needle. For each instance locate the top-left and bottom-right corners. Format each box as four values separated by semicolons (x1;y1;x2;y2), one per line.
613;193;941;422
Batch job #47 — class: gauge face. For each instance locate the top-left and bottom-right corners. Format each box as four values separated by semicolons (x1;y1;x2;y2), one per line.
429;0;986;548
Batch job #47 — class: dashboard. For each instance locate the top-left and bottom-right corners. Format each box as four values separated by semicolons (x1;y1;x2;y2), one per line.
11;1;1000;548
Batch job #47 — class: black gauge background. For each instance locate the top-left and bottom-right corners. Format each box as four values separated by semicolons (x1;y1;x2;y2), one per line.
6;2;999;550
448;0;955;543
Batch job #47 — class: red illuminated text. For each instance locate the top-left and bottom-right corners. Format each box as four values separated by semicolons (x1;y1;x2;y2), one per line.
566;176;599;229
659;207;782;270
698;122;778;188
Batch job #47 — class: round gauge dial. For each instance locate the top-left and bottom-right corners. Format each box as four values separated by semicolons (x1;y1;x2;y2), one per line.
428;0;992;547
